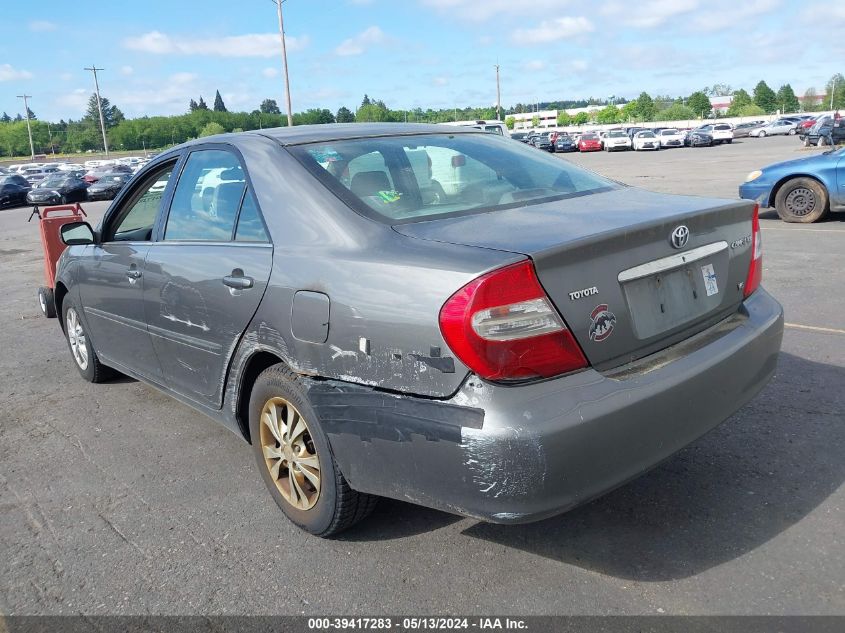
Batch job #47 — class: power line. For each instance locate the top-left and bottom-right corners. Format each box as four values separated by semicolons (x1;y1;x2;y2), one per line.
16;94;35;158
84;65;110;157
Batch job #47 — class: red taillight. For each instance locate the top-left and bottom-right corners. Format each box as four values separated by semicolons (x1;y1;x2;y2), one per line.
744;204;762;298
439;260;588;382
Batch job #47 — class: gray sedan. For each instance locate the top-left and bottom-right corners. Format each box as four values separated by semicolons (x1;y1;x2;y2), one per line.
54;124;784;536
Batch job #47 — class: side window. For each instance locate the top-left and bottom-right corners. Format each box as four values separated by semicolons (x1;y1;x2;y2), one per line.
165;150;245;241
109;165;174;242
234;190;270;242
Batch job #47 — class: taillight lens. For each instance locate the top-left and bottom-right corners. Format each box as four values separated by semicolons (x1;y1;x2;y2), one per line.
439;260;588;382
744;203;762;298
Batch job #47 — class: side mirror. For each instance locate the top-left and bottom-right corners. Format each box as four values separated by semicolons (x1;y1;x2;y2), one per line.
61;221;97;246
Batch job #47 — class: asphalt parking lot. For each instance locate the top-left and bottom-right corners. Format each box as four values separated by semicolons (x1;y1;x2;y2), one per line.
1;135;843;616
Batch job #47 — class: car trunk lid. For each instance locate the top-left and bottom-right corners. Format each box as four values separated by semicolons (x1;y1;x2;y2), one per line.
394;188;757;369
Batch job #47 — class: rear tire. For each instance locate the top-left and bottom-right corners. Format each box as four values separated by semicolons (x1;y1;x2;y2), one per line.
775;177;829;223
38;286;56;318
62;297;117;383
759;130;767;137
248;364;378;537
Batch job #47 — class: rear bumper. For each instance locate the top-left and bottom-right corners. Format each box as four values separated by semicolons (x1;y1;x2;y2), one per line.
315;289;784;523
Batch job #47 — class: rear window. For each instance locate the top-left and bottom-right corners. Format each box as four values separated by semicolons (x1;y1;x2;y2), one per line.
290;133;616;224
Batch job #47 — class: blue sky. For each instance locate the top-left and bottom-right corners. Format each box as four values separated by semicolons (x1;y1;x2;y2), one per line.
1;0;843;121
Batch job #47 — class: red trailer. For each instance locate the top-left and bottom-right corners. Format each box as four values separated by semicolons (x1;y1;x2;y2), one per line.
30;203;88;318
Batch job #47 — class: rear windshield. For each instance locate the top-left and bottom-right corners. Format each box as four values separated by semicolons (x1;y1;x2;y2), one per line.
290;133;616;224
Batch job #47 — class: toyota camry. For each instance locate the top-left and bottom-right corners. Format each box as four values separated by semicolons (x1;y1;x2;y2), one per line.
53;124;783;536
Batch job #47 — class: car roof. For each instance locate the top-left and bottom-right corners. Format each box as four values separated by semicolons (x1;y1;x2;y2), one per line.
253;123;477;146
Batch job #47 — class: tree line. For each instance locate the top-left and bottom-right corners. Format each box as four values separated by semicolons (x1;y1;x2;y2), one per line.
507;76;844;128
1;74;843;157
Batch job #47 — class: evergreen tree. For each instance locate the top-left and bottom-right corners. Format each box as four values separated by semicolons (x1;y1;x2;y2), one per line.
753;81;778;113
14;113;22;122
361;94;371;107
0;112;10;123
213;90;227;112
189;98;199;112
335;106;355;122
196;96;209;111
776;84;800;114
25;107;37;120
260;99;281;114
84;94;123;128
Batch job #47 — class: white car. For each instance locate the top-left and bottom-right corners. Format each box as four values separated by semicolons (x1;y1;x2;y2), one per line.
749;119;798;137
696;123;733;144
603;130;632;151
656;128;685;148
57;163;85;172
632;130;659;151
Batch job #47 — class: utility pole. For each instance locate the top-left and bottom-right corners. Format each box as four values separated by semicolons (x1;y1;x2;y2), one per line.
832;76;838;111
46;121;56;156
84;65;109;157
273;0;294;127
16;95;35;158
494;64;501;121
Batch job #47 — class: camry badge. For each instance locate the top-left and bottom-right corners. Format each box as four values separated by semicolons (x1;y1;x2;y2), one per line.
670;225;690;249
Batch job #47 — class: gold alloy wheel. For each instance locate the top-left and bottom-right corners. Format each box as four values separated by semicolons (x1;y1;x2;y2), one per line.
259;397;321;511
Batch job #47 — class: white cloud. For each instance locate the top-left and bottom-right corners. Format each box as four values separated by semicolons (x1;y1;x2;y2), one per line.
120;65;134;76
421;0;574;21
0;64;33;81
29;20;57;32
335;26;386;56
262;67;279;78
691;0;780;30
59;72;73;81
432;76;449;86
602;0;699;28
56;88;90;116
511;17;593;45
524;60;546;71
123;31;309;57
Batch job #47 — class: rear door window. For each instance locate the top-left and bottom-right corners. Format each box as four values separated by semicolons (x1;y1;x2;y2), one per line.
165;150;245;241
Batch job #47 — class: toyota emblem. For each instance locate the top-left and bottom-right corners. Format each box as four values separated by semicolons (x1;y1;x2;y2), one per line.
670;225;690;249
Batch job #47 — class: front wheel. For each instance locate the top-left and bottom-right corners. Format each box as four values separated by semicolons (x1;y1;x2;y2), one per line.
788;128;797;135
759;131;767;137
249;364;378;536
775;177;829;223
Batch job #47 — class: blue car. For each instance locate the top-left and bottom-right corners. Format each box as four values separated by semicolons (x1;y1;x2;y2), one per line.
739;147;845;223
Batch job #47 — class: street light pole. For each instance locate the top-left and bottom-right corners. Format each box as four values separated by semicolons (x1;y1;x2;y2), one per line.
494;64;501;121
832;76;837;111
84;65;110;157
16;94;35;158
273;0;294;127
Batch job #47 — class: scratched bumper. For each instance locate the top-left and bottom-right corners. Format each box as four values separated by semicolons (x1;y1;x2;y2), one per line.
311;289;783;524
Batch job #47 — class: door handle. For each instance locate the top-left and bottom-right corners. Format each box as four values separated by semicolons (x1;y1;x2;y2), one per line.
222;275;254;289
126;270;142;280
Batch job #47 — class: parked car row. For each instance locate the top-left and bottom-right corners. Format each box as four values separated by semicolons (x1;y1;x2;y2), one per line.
518;125;741;153
0;168;135;209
